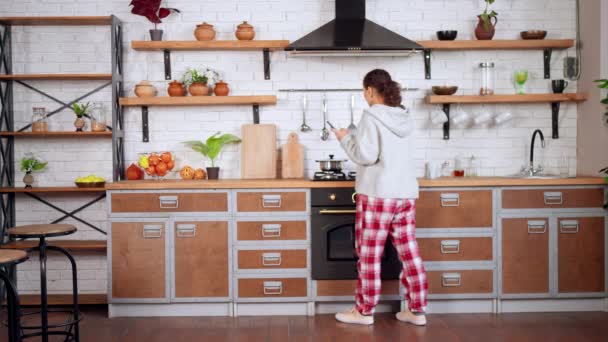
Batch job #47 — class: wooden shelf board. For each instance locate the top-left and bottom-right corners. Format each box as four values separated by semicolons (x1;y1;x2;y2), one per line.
418;39;575;50
0;131;112;137
0;16;113;26
0;186;106;193
16;294;107;306
131;40;290;51
0;74;112;81
120;95;278;107
1;240;106;252
426;93;587;105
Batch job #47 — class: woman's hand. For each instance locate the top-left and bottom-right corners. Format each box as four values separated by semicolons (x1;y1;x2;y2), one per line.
332;128;349;142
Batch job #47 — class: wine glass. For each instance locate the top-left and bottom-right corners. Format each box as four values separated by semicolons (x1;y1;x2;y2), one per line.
514;70;529;94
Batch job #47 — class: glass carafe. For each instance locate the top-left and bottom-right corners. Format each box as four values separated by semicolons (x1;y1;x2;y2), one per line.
31;107;48;132
90;102;107;132
478;62;495;96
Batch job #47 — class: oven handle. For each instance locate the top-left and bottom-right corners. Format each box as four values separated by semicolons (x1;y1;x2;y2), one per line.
319;209;357;215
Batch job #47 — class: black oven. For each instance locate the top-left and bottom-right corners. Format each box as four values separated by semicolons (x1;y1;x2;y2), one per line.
311;188;402;280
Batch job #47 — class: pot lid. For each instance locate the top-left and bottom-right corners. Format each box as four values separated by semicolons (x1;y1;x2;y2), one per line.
136;80;152;86
315;154;347;162
237;21;254;30
169;80;183;85
197;22;213;28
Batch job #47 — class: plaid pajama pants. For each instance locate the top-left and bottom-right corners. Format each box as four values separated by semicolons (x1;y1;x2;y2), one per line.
355;194;428;315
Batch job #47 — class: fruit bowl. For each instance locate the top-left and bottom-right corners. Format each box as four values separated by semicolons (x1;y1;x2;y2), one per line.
75;174;106;188
138;152;177;179
432;86;459;96
75;181;106;188
521;30;547;40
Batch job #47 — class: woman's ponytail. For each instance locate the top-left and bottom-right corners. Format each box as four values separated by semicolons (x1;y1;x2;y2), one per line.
363;69;403;108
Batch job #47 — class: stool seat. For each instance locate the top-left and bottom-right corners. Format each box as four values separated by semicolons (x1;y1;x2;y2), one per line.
8;224;76;239
0;249;28;265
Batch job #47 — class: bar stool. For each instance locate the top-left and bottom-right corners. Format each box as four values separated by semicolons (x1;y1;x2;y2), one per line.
0;249;28;342
8;224;81;342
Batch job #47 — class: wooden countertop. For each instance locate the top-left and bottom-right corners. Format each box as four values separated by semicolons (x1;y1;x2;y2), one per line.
106;177;606;190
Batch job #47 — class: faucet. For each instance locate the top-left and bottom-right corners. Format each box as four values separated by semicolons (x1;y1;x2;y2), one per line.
525;129;545;176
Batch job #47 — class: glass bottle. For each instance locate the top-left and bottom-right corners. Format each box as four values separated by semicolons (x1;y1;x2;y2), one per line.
468;155;480;177
31;107;48;132
478;62;496;96
90;102;107;132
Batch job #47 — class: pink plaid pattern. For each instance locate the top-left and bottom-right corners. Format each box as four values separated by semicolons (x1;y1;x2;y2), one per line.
355;194;428;315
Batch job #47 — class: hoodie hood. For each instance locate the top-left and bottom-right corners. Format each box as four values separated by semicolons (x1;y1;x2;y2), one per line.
364;104;414;138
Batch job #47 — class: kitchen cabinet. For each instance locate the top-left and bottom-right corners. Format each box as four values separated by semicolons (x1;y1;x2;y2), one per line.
427;270;493;295
416;190;493;228
502;188;604;209
110;191;229;214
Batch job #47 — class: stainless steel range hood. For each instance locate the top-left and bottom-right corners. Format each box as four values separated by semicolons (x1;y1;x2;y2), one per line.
285;0;423;56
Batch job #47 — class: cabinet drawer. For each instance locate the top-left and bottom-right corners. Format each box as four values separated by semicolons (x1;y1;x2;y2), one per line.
111;192;228;213
316;280;399;297
418;237;493;262
238;278;308;298
428;270;493;294
236;221;307;241
417;190;493;228
502;188;604;209
236;192;307;213
237;249;307;270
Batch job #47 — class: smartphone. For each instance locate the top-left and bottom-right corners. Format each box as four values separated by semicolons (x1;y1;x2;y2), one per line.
326;121;336;129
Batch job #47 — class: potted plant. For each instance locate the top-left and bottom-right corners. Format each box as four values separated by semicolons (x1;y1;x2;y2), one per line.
182;68;220;96
71;102;89;132
475;0;498;40
184;132;241;180
129;0;180;41
594;79;608;125
20;154;47;188
601;166;608;209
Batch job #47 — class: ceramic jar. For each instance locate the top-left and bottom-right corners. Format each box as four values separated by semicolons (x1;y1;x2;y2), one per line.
74;117;86;132
213;80;230;96
235;21;255;40
194;22;216;41
167;80;186;97
189;82;211;96
134;80;157;98
23;172;34;188
474;15;498;40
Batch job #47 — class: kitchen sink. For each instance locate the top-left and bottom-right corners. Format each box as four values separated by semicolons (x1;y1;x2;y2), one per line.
502;174;565;179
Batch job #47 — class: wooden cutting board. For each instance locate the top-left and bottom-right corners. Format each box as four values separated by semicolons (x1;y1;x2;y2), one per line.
241;124;277;179
281;132;305;179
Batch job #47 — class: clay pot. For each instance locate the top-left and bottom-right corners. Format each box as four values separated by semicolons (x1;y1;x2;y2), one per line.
474;15;498;40
189;82;211;96
214;80;230;96
194;22;216;41
134;80;157;98
235;21;255;40
167;80;186;97
23;172;34;188
74;117;86;132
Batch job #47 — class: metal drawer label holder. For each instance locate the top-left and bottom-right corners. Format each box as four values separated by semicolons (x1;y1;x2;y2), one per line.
176;224;196;238
527;220;547;234
262;194;282;208
263;281;283;295
440;240;461;254
440;193;460;207
441;273;462;287
261;224;282;238
560;220;579;234
262;253;282;266
143;224;163;238
543;192;563;205
159;195;179;209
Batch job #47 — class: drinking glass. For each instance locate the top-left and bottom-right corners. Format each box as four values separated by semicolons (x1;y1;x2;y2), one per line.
514;70;529;94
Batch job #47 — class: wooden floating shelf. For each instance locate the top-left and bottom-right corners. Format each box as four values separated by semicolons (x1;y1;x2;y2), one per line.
0;131;112;137
120;95;277;107
426;93;587;105
0;16;113;26
418;39;575;50
0;187;106;193
0;74;112;81
1;240;106;252
131;40;290;51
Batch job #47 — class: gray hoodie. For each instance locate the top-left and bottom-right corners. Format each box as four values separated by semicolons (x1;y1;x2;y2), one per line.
340;104;419;199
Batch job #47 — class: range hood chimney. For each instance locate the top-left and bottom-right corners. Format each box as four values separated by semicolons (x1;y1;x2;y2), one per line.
285;0;423;56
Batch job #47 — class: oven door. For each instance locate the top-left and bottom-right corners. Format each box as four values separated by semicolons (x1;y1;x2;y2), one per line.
311;206;402;280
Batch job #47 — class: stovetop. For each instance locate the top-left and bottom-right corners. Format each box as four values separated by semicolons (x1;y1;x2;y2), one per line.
312;171;356;181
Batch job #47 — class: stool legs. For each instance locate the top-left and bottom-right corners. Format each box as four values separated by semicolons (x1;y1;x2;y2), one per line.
47;245;80;342
0;268;21;342
38;238;49;342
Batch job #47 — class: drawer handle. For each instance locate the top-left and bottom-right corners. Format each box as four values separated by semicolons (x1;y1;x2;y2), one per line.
143;225;163;238
440;240;461;254
176;224;196;238
262;253;282;266
441;273;462;287
560;220;579;234
261;224;282;238
440;193;460;207
263;281;283;295
319;209;357;215
543;192;563;205
262;194;282;208
527;220;547;234
159;196;179;209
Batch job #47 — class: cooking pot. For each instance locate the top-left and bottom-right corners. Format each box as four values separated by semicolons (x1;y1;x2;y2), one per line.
315;154;347;172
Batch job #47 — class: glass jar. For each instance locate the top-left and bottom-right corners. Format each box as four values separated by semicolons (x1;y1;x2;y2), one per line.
478;62;495;96
90;102;107;132
467;155;480;177
31;107;48;132
453;156;466;177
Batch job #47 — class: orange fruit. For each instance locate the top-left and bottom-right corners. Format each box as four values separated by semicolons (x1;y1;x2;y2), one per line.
166;160;175;171
156;167;168;177
156;162;168;175
145;166;156;176
161;152;172;164
194;168;206;180
149;153;161;166
180;166;195;180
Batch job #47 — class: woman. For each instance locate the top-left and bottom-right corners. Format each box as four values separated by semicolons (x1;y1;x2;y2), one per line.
333;69;428;326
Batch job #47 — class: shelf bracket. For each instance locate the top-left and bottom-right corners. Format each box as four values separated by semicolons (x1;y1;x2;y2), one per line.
551;102;560;139
543;49;552;79
443;104;450;140
252;104;260;124
142;106;149;142
164;49;171;80
263;48;271;80
424;49;432;80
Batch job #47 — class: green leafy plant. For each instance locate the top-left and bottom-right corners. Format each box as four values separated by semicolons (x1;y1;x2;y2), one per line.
593;79;608;119
184;132;241;167
182;67;220;87
71;102;90;118
480;0;498;31
20;156;47;173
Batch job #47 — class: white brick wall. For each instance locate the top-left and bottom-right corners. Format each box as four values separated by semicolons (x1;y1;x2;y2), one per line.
3;0;578;294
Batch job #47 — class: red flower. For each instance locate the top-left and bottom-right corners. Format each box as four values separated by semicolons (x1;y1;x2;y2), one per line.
129;0;180;24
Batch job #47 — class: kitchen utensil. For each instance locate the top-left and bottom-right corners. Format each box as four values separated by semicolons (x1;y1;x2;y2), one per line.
300;96;311;132
321;95;330;141
315;154;346;172
281;132;305;179
450;107;471;127
551;79;569;93
473;110;493;126
348;95;357;132
521;30;547;40
430;107;448;125
241;124;277;179
494;111;514;126
326;121;335;129
432;86;459;96
436;30;458;41
478;62;496;95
